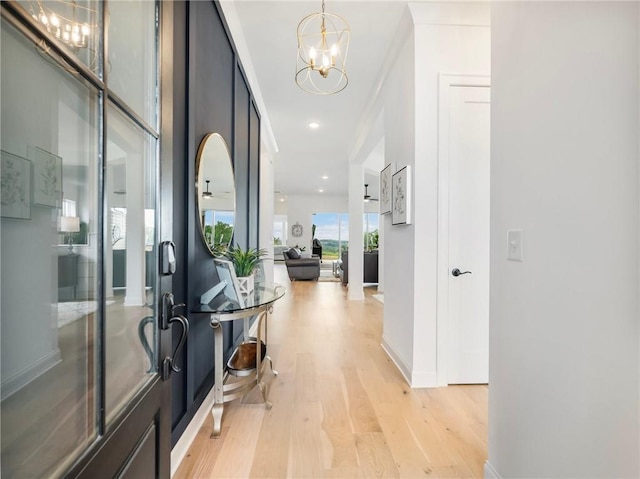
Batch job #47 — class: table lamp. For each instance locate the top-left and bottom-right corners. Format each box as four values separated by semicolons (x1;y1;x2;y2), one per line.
60;216;80;254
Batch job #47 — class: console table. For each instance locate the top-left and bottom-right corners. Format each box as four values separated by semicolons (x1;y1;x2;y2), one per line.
192;285;285;438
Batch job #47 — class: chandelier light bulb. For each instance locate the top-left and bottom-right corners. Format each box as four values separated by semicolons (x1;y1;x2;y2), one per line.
31;1;94;52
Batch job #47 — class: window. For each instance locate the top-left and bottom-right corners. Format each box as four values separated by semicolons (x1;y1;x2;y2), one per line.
313;213;349;260
364;213;379;251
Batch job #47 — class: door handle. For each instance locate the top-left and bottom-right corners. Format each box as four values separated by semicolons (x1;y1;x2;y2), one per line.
162;314;189;380
161;292;185;329
452;268;472;277
161;292;189;380
138;315;156;373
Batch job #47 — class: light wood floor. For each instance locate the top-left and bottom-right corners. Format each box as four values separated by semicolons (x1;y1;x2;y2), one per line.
174;266;487;478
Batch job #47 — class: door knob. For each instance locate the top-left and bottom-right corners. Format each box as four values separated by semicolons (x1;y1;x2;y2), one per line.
452;268;472;277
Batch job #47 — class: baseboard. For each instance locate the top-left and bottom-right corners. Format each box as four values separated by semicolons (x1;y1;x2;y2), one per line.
484;461;501;479
170;319;260;477
380;337;439;388
410;370;438;388
1;348;61;401
381;336;412;385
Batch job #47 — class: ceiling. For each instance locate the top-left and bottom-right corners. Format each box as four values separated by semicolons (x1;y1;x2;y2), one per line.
228;0;410;201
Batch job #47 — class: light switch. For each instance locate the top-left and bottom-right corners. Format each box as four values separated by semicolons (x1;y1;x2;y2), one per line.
507;229;523;262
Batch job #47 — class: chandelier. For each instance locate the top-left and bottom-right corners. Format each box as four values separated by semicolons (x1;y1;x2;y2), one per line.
29;0;93;52
295;0;350;95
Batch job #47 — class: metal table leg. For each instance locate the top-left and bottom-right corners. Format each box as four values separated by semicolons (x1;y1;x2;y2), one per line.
210;318;224;438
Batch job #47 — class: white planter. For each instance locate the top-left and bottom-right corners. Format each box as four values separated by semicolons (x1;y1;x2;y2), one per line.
236;274;254;295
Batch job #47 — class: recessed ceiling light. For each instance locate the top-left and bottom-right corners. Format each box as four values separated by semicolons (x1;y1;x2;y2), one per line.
318;189;324;193
279;198;285;202
322;175;328;180
308;121;320;129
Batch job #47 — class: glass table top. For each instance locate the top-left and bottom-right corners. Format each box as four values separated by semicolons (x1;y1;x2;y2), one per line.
192;284;286;314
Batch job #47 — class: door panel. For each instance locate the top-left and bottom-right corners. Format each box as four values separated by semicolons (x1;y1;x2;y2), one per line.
448;85;491;384
69;378;170;478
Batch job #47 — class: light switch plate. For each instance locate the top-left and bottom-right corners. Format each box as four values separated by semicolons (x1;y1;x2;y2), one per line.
507;229;523;262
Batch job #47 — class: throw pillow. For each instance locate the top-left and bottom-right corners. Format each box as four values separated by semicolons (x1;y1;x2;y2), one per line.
287;248;300;259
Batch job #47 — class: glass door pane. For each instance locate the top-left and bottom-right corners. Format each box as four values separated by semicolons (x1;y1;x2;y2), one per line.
107;0;158;127
104;104;157;424
1;19;99;477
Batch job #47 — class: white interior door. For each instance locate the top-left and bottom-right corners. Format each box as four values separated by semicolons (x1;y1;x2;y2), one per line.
448;85;490;384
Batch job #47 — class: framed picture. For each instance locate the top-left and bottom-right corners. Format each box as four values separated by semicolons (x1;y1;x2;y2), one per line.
379;162;394;215
29;145;62;208
213;258;245;308
1;150;31;220
392;165;412;225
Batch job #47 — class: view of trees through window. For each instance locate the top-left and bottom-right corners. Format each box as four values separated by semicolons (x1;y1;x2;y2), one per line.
312;212;379;260
203;210;234;249
312;213;348;260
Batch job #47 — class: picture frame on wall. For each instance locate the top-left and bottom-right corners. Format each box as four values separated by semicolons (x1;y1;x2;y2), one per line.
392;165;412;225
379;162;394;215
1;150;31;220
29;145;62;208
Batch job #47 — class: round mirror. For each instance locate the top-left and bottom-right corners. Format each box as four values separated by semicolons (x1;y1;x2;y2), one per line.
196;133;235;256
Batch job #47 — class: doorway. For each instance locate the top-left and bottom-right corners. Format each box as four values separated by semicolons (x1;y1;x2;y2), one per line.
437;76;491;385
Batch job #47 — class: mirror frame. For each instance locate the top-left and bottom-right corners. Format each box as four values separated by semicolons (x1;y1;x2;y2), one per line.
195;133;235;257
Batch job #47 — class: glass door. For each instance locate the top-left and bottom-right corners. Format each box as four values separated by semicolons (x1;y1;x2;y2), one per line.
1;1;171;476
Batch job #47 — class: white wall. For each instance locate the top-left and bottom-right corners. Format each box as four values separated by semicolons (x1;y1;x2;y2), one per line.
259;139;275;286
376;2;490;386
379;22;417;380
488;2;639;477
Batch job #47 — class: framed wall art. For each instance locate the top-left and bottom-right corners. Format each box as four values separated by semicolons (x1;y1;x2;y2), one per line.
379;162;394;215
392;165;412;225
29;145;62;208
1;150;31;220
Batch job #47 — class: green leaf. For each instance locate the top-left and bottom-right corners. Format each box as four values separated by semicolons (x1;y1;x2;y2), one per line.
221;243;268;277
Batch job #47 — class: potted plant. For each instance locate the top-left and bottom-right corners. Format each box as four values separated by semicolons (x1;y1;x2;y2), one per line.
222;244;267;294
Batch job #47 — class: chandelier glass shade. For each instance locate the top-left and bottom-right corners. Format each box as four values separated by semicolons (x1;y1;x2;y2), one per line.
295;0;350;95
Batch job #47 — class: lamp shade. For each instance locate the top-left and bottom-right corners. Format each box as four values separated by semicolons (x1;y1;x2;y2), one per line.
59;216;80;233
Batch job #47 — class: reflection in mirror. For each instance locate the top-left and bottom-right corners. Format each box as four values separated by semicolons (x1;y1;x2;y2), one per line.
196;133;235;256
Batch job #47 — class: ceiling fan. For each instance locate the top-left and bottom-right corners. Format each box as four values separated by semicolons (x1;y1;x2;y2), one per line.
364;184;378;202
202;180;213;198
202;180;232;199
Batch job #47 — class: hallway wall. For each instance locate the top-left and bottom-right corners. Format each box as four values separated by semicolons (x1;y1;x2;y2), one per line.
488;2;640;477
380;2;490;386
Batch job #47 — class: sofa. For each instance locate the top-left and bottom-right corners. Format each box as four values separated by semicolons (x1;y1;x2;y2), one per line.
338;251;379;285
283;248;320;281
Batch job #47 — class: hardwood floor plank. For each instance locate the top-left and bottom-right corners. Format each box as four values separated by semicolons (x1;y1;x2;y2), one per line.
288;401;326;478
343;367;383;433
211;406;265;478
354;432;400;478
317;373;359;470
